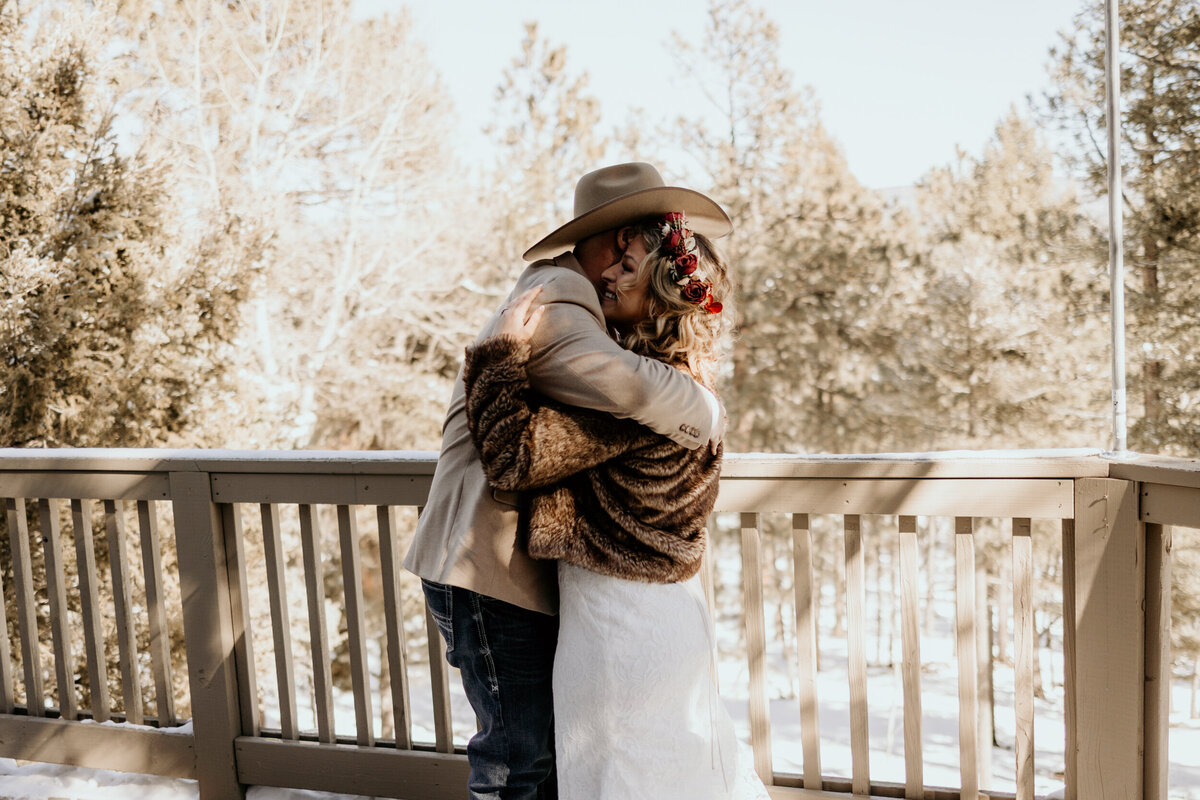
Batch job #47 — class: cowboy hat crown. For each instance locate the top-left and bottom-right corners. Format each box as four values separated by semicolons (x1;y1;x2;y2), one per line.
523;162;732;261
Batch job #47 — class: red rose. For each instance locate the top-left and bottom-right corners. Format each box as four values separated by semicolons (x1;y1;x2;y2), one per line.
680;280;708;304
665;231;684;251
703;298;723;314
664;212;684;225
675;253;698;274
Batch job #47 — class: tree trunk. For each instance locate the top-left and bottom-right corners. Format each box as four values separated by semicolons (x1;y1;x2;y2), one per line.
996;566;1010;664
833;534;846;637
1141;231;1162;434
775;532;796;699
813;548;823;673
1191;655;1198;718
1033;612;1046;700
923;519;940;636
1138;63;1163;442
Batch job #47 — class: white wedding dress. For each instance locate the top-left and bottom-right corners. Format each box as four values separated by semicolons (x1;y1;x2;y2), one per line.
553;562;771;800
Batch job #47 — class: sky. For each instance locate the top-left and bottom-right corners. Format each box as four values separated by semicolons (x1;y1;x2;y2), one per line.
355;0;1087;189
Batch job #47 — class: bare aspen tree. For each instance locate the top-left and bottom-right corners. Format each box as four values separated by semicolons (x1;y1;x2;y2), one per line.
120;0;464;450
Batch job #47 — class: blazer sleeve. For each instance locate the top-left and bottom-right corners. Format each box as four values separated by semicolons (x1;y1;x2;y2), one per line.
521;269;717;451
462;335;655;492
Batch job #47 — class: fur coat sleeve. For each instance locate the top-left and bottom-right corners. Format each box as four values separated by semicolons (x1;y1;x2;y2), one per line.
462;335;723;583
463;335;656;491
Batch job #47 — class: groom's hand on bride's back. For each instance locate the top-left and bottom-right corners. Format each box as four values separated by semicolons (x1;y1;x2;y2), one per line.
708;395;726;456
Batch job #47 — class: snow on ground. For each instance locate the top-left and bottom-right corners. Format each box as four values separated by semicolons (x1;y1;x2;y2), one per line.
2;530;1198;799
2;669;1198;799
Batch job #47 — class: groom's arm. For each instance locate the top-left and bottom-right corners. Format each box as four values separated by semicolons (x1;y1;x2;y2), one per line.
519;270;719;451
463;335;655;491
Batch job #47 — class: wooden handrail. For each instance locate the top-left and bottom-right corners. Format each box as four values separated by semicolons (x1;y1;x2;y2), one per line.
0;448;1187;800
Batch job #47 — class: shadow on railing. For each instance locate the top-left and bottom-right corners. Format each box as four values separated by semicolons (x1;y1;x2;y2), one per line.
0;448;1191;800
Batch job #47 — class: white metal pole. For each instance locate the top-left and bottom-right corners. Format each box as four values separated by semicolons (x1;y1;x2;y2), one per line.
1105;0;1128;453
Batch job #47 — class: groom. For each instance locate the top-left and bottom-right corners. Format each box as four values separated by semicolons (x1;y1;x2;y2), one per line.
403;162;732;799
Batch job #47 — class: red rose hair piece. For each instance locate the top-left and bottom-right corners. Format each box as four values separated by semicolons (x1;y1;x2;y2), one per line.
660;213;720;313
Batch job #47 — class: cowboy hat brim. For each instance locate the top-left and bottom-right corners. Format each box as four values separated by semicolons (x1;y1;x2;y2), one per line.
522;186;732;262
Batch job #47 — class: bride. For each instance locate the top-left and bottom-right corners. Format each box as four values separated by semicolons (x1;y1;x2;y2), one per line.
461;212;769;800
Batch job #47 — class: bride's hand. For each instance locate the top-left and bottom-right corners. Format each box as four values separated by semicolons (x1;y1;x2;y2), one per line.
495;286;546;344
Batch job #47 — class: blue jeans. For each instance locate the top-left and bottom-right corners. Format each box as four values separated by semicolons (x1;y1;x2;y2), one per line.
422;579;558;800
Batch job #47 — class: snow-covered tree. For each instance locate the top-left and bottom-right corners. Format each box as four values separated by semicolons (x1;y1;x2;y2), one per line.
0;1;247;449
116;0;464;450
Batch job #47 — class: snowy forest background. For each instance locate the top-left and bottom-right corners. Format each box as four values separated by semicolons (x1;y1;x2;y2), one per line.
2;0;1200;795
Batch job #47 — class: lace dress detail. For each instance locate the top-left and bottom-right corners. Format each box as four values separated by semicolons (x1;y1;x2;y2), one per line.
554;563;770;800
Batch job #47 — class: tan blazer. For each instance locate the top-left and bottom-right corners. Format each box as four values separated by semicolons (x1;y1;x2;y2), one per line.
402;253;717;614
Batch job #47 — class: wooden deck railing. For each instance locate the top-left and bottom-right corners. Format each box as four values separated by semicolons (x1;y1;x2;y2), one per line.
0;448;1188;799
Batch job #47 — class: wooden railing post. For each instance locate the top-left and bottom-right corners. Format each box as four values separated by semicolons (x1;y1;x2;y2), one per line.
1144;522;1171;800
1072;478;1143;800
170;471;245;800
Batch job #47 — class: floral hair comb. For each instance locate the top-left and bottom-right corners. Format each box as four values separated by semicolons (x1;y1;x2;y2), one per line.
661;213;722;314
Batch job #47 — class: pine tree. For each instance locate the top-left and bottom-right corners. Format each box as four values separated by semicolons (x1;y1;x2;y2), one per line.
431;20;611;395
903;110;1107;449
469;21;609;296
0;1;252;720
0;2;245;448
1045;0;1200;454
673;0;913;454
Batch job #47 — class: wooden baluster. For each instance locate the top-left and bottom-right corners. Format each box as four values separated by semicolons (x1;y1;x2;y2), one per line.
418;506;454;754
954;516;978;800
299;504;335;744
699;519;716;632
697;529;720;696
71;499;110;721
1012;518;1034;800
337;505;374;746
224;506;264;738
222;503;260;736
5;498;43;716
740;512;772;784
138;501;175;726
377;505;412;749
412;504;453;752
0;544;13;714
898;515;924;799
1145;522;1172;800
844;514;870;796
38;498;76;720
104;499;143;724
1060;518;1077;800
791;513;821;789
976;565;993;788
424;600;454;754
260;502;298;740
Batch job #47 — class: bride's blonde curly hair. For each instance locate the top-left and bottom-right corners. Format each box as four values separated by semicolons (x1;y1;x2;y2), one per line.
615;216;733;388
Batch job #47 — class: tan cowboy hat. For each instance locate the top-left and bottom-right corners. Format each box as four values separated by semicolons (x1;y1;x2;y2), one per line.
523;162;732;261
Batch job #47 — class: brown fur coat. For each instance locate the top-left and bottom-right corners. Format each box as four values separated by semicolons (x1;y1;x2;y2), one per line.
462;335;722;584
